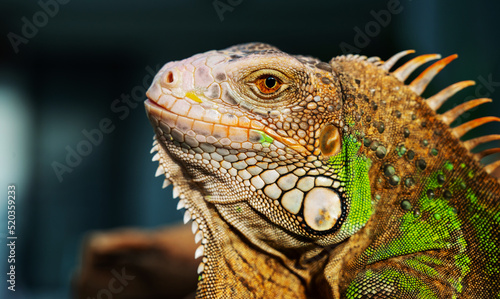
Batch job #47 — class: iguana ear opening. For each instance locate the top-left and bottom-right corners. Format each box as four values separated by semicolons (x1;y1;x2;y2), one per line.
319;124;342;158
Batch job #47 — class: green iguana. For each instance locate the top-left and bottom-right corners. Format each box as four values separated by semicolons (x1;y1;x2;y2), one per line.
144;43;500;298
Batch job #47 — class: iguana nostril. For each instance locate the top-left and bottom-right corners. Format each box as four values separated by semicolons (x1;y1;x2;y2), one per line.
162;69;179;88
165;70;174;83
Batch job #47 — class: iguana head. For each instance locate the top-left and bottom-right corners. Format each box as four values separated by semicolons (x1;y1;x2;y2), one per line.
145;43;372;250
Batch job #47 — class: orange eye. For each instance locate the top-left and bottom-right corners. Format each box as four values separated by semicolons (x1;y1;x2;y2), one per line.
255;75;282;94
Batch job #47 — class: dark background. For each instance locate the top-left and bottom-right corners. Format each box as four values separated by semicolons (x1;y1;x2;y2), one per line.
1;0;499;298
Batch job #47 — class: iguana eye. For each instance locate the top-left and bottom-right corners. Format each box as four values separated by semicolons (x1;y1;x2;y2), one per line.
255;75;282;94
243;69;290;100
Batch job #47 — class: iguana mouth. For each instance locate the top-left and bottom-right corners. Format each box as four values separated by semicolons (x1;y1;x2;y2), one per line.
145;95;268;149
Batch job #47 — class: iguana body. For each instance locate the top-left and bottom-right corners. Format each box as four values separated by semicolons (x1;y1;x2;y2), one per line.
144;43;500;298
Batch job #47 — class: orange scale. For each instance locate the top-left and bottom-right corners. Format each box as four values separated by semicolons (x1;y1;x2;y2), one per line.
161;110;178;128
212;124;229;139
221;113;239;126
203;109;222;123
192;120;214;137
250;120;265;130
229;127;249;143
157;94;176;110
238;116;251;128
188;104;206;120
170;100;192;117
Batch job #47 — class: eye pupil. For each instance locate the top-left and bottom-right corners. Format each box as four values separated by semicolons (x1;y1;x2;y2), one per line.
265;76;277;88
253;73;284;96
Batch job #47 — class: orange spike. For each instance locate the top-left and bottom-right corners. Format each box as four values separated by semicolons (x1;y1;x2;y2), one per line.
464;134;500;150
409;54;458;95
452;116;500;138
392;54;441;82
427;80;476;111
381;50;415;71
473;148;500;161
484;159;500;176
440;98;492;125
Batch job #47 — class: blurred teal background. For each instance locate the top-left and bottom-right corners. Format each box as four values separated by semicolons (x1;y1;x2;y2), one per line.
1;0;499;298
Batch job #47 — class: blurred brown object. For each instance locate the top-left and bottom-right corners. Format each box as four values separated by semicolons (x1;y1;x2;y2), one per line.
492;166;500;180
73;224;198;299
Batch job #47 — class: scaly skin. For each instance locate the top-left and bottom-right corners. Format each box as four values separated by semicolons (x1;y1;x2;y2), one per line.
144;43;500;298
